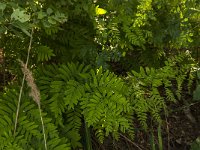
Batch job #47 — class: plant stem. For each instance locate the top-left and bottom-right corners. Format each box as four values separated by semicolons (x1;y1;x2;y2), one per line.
84;121;92;150
38;104;47;150
14;28;34;136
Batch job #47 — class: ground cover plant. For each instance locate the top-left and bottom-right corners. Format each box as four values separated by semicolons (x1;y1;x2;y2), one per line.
0;0;200;149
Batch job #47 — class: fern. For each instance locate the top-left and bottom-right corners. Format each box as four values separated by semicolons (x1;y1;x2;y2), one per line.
1;0;199;149
64;80;85;109
36;54;194;146
133;97;149;130
36;46;55;62
36;63;133;143
80;67;132;141
0;87;71;150
62;108;82;148
129;52;195;129
44;27;59;35
124;26;145;48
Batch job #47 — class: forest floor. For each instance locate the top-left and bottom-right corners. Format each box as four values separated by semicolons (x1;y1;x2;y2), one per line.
163;101;200;150
99;101;200;150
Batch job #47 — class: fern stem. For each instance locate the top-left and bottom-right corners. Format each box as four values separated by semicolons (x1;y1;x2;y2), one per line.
165;118;170;150
38;104;48;150
84;121;92;150
150;130;156;150
157;124;163;150
14;28;34;136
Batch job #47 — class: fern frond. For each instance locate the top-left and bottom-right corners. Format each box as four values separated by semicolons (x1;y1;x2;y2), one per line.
36;46;55;62
80;67;131;141
95;128;105;143
64;80;85;109
62;108;82;148
133;97;148;130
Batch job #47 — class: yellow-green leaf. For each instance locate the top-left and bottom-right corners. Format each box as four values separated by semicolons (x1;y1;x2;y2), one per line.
95;6;107;15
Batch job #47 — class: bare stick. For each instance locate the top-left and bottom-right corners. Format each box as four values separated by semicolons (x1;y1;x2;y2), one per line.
120;133;143;150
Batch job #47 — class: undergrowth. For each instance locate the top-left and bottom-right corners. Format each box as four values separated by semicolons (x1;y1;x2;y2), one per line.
0;0;199;149
0;51;196;149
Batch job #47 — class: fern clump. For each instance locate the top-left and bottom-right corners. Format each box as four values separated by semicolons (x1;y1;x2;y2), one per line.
35;52;194;145
128;52;195;129
36;63;134;144
80;68;132;142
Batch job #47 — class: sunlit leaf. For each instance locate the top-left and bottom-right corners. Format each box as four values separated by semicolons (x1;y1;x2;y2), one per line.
95;5;107;15
0;2;6;12
11;8;30;23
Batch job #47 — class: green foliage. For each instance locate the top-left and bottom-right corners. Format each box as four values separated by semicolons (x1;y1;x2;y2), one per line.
36;63;133;143
11;9;30;23
193;70;200;101
94;0;199;68
128;52;195;129
0;87;71;150
34;53;194;146
36;46;55;62
0;0;199;149
191;137;200;150
193;84;200;101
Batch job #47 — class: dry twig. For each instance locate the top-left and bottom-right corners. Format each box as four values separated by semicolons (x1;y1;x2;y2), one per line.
120;133;143;150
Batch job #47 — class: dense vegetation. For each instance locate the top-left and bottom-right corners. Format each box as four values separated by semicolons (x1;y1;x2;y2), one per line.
0;0;199;149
